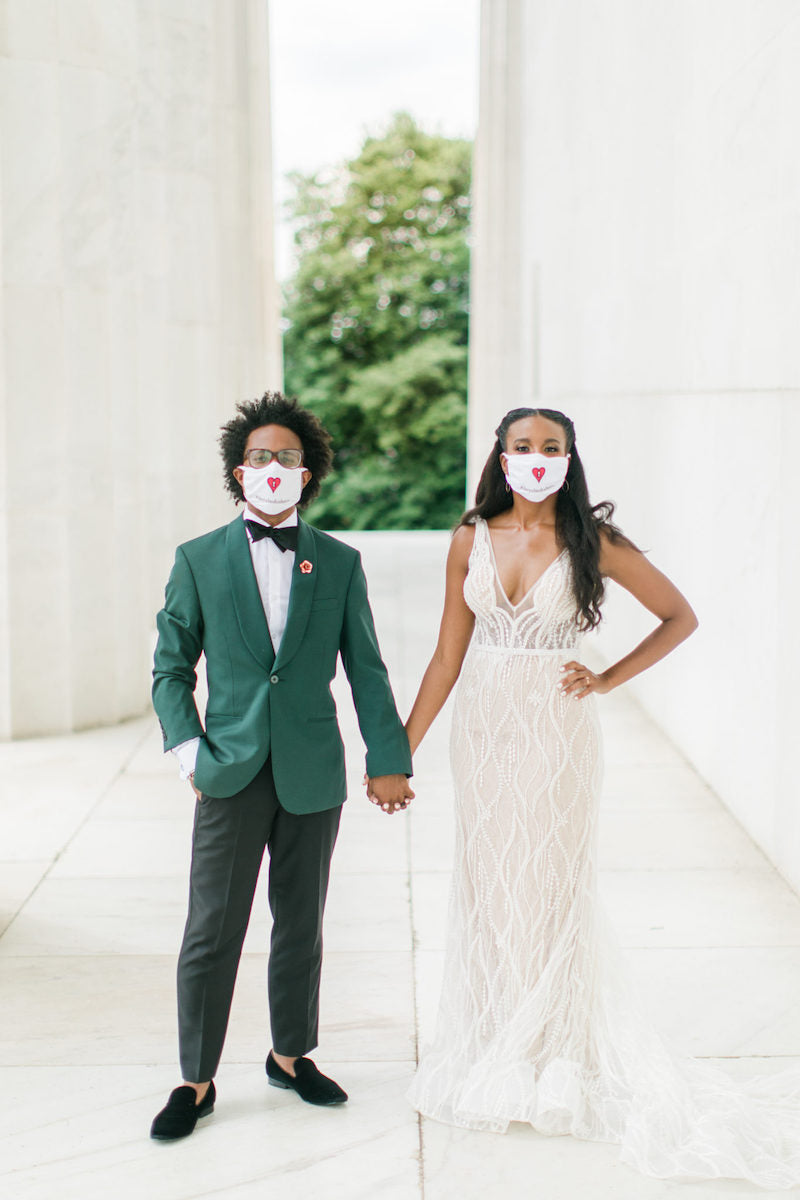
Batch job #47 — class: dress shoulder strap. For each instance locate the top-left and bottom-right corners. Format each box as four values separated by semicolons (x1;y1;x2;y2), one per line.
469;516;488;555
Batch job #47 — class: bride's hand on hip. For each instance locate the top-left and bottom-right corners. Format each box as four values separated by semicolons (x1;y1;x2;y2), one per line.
560;661;612;699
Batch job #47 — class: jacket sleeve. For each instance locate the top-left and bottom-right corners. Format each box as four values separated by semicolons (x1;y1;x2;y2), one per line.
339;552;412;778
152;546;206;751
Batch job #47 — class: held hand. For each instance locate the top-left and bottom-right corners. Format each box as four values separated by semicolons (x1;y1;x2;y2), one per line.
365;773;414;815
560;661;613;700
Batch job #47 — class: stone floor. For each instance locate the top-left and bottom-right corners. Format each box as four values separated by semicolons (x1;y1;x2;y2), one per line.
2;531;800;1199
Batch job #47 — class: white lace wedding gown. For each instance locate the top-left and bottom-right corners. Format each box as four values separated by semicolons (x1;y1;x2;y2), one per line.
407;517;800;1189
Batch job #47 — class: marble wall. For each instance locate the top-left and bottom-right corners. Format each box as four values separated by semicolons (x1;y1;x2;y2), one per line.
468;0;800;889
0;1;281;737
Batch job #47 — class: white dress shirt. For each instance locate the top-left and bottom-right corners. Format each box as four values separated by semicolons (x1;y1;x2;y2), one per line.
171;506;298;781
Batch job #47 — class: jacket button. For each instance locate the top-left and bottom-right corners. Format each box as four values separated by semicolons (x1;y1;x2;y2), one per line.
270;674;280;684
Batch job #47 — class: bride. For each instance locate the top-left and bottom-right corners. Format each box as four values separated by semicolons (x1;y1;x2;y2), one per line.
400;407;800;1189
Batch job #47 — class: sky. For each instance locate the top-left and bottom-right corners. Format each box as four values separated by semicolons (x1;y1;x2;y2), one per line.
269;0;481;279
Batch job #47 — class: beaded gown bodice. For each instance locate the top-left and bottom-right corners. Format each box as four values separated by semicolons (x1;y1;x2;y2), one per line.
464;518;581;654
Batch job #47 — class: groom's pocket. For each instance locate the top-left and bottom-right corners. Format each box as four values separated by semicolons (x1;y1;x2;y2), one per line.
310;597;339;612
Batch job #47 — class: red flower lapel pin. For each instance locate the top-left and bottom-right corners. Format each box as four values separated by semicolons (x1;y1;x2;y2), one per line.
299;560;313;574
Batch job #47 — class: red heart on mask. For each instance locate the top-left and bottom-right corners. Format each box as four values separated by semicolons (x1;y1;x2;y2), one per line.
532;467;546;482
267;477;281;493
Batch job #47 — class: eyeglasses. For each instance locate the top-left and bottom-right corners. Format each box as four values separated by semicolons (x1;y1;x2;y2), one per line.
243;448;303;469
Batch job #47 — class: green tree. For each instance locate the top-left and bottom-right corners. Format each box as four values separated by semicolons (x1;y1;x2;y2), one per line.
282;112;471;529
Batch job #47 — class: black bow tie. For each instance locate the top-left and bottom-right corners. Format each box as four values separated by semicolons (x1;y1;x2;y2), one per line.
245;520;298;553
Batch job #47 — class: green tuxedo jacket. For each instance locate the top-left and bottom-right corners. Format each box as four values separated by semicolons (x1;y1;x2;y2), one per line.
152;515;411;811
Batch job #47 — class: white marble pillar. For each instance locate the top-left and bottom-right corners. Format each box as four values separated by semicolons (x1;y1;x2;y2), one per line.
466;0;526;495
468;0;800;889
0;0;281;737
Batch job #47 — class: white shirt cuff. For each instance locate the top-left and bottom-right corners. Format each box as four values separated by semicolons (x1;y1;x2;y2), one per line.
171;737;200;780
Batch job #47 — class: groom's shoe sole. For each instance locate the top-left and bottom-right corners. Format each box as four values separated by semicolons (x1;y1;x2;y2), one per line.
266;1053;348;1105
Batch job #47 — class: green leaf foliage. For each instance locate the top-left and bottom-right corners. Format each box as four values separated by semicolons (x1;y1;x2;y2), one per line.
282;112;471;529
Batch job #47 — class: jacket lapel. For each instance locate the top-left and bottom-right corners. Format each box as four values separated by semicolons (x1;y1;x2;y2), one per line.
225;517;275;670
273;519;317;670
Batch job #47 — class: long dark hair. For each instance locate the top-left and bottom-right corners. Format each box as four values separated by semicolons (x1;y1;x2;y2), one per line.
460;407;636;630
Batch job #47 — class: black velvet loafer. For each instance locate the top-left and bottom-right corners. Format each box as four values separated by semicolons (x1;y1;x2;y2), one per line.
150;1080;216;1140
266;1052;348;1105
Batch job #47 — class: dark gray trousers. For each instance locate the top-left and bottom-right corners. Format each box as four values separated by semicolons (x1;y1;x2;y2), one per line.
176;757;341;1082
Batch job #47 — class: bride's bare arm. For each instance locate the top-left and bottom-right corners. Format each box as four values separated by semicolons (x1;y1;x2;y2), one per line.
563;531;698;698
405;525;476;754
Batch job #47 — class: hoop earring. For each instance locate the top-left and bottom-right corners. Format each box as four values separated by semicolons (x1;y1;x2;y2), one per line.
562;479;571;493
505;480;511;493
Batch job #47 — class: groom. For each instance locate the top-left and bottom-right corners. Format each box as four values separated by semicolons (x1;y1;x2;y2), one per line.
150;392;413;1140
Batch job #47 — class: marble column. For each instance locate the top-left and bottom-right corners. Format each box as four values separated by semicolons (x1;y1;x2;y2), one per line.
0;0;281;737
466;0;526;495
467;0;800;889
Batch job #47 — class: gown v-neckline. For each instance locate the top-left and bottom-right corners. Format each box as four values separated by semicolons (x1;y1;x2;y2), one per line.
483;521;567;612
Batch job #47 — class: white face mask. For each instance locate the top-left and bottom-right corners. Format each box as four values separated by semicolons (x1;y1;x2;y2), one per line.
504;452;570;502
240;462;304;515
